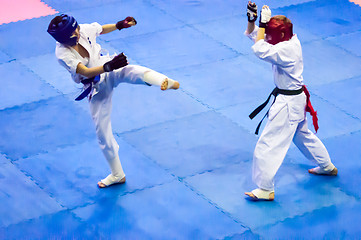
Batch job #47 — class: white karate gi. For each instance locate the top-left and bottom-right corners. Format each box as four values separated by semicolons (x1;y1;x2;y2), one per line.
246;26;334;191
56;22;169;180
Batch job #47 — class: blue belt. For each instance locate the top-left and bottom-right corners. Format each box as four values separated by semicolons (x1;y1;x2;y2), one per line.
75;75;100;101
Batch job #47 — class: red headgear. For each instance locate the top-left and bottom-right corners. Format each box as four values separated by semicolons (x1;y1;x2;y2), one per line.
265;16;293;45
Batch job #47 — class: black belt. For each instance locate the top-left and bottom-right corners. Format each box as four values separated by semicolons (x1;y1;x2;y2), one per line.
75;75;100;101
249;87;304;135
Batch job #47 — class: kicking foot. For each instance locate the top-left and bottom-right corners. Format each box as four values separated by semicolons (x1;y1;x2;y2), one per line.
245;188;275;201
308;166;338;176
97;174;126;188
161;78;180;91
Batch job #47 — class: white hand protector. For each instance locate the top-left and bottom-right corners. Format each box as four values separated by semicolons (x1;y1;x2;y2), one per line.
259;5;271;28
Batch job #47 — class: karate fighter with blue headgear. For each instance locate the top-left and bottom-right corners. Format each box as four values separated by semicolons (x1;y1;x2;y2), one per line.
244;2;337;201
48;14;179;188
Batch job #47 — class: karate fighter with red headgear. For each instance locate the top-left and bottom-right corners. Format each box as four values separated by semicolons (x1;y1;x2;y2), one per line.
244;2;337;201
47;14;179;188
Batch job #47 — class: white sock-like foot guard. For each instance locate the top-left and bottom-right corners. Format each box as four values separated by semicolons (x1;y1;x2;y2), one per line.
309;164;338;176
245;188;275;201
100;174;126;187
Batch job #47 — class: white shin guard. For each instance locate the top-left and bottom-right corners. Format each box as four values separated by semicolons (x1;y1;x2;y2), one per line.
107;155;125;179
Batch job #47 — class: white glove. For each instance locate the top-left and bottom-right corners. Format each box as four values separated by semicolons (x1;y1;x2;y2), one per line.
259;5;271;27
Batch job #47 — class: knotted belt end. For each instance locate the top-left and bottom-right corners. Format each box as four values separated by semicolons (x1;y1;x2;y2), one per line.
75;75;100;101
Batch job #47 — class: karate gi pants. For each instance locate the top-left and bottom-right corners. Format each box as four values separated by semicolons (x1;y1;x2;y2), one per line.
252;99;333;191
89;65;168;178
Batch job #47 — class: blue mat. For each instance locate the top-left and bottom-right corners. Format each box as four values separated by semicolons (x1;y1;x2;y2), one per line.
0;210;96;239
108;25;238;72
302;39;361;86
14;136;175;208
73;180;248;239
1;0;361;239
122;111;257;177
276;0;361;37
0;155;64;228
110;84;210;133
0;61;59;110
185;161;353;230
0;16;56;59
0;96;95;160
328;31;361;57
19;54;79;95
312;75;361;119
0;50;12;64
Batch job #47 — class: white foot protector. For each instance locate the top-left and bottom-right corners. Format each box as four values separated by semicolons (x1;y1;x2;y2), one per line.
164;78;177;89
100;174;126;187
249;188;275;201
309;166;338;176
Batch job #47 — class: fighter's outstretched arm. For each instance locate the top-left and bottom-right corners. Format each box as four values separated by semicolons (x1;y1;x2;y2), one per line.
100;17;137;35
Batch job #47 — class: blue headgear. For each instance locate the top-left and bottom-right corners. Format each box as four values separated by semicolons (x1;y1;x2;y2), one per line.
47;14;78;46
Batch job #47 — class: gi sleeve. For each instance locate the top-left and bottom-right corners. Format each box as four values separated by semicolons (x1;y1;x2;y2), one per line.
252;39;295;68
244;25;259;43
79;22;103;37
55;44;83;83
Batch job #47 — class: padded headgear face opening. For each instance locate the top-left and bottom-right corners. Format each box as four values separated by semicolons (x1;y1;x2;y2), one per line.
47;14;78;46
265;16;293;45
